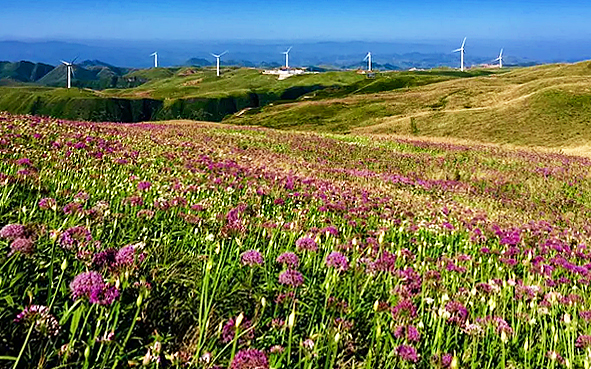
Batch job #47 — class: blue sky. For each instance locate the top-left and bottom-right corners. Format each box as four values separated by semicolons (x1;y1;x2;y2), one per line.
2;0;591;41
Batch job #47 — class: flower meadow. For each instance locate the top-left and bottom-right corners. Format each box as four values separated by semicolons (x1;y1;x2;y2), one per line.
2;112;591;368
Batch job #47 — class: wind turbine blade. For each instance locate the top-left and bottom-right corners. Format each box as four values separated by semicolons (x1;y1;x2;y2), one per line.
452;49;461;53
461;37;466;48
500;49;503;57
220;50;228;57
286;46;292;53
71;56;79;64
211;53;219;58
61;60;68;65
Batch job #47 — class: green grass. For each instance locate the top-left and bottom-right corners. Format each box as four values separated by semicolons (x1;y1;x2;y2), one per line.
3;113;591;368
4;61;591;148
0;67;485;123
226;60;591;148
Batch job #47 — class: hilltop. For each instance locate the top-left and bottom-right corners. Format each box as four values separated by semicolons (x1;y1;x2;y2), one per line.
0;67;489;122
0;61;54;83
226;61;591;148
1;60;591;148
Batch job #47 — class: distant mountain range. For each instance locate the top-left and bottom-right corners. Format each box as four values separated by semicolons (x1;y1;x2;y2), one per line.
0;59;146;89
0;39;580;69
0;61;53;84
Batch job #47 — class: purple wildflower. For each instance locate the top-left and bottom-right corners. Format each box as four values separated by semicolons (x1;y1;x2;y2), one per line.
137;209;155;219
16;158;32;166
325;251;349;271
221;316;254;343
580;310;591;321
10;238;34;256
276;252;299;268
576;335;591;349
320;226;339;237
394;325;420;342
137;181;152;191
231;349;268;369
74;192;89;202
396;345;419;363
445;301;469;326
62;202;83;215
546;351;566;365
296;236;318;252
370;251;397;273
391;299;417;320
59;226;92;250
441;354;453;367
70;271;119;305
278;269;304;287
89;285;120;305
116;243;146;267
0;224;25;240
39;198;57;210
92;248;118;270
14;305;60;336
476;316;514;336
406;325;421;342
123;195;143;207
241;250;264;266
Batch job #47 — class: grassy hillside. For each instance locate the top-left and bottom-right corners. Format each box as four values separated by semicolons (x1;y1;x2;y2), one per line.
0;67;480;122
0;86;162;122
0;61;54;82
226;61;591;147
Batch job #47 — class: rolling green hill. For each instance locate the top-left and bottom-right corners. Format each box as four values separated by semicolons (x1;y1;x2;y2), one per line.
225;61;591;147
0;67;485;122
0;61;54;82
2;61;591;149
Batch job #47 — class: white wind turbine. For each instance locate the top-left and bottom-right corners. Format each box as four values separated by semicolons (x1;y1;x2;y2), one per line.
363;52;372;72
61;57;77;89
210;51;228;77
495;48;504;68
282;47;292;69
150;52;158;68
453;37;467;71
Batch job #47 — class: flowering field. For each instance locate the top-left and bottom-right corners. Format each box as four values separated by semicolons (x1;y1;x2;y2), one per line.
1;112;591;368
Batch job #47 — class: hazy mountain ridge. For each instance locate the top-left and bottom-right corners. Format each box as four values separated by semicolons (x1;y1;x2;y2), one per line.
0;61;54;82
0;39;570;69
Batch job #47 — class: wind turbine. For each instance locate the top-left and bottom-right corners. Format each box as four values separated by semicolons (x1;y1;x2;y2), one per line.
495;48;504;68
61;57;77;89
282;47;292;69
150;52;158;68
210;51;228;77
363;52;372;72
453;37;466;72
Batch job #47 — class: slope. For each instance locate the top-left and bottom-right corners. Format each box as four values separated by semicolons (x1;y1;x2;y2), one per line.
225;61;591;147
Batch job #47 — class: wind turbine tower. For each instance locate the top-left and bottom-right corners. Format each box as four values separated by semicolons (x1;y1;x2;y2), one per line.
61;58;77;89
453;37;466;72
495;49;504;68
282;47;292;69
151;52;158;68
211;51;228;77
364;52;372;72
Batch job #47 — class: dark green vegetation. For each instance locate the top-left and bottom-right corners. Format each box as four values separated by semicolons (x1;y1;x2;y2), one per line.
0;61;54;84
0;66;493;123
0;60;143;90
